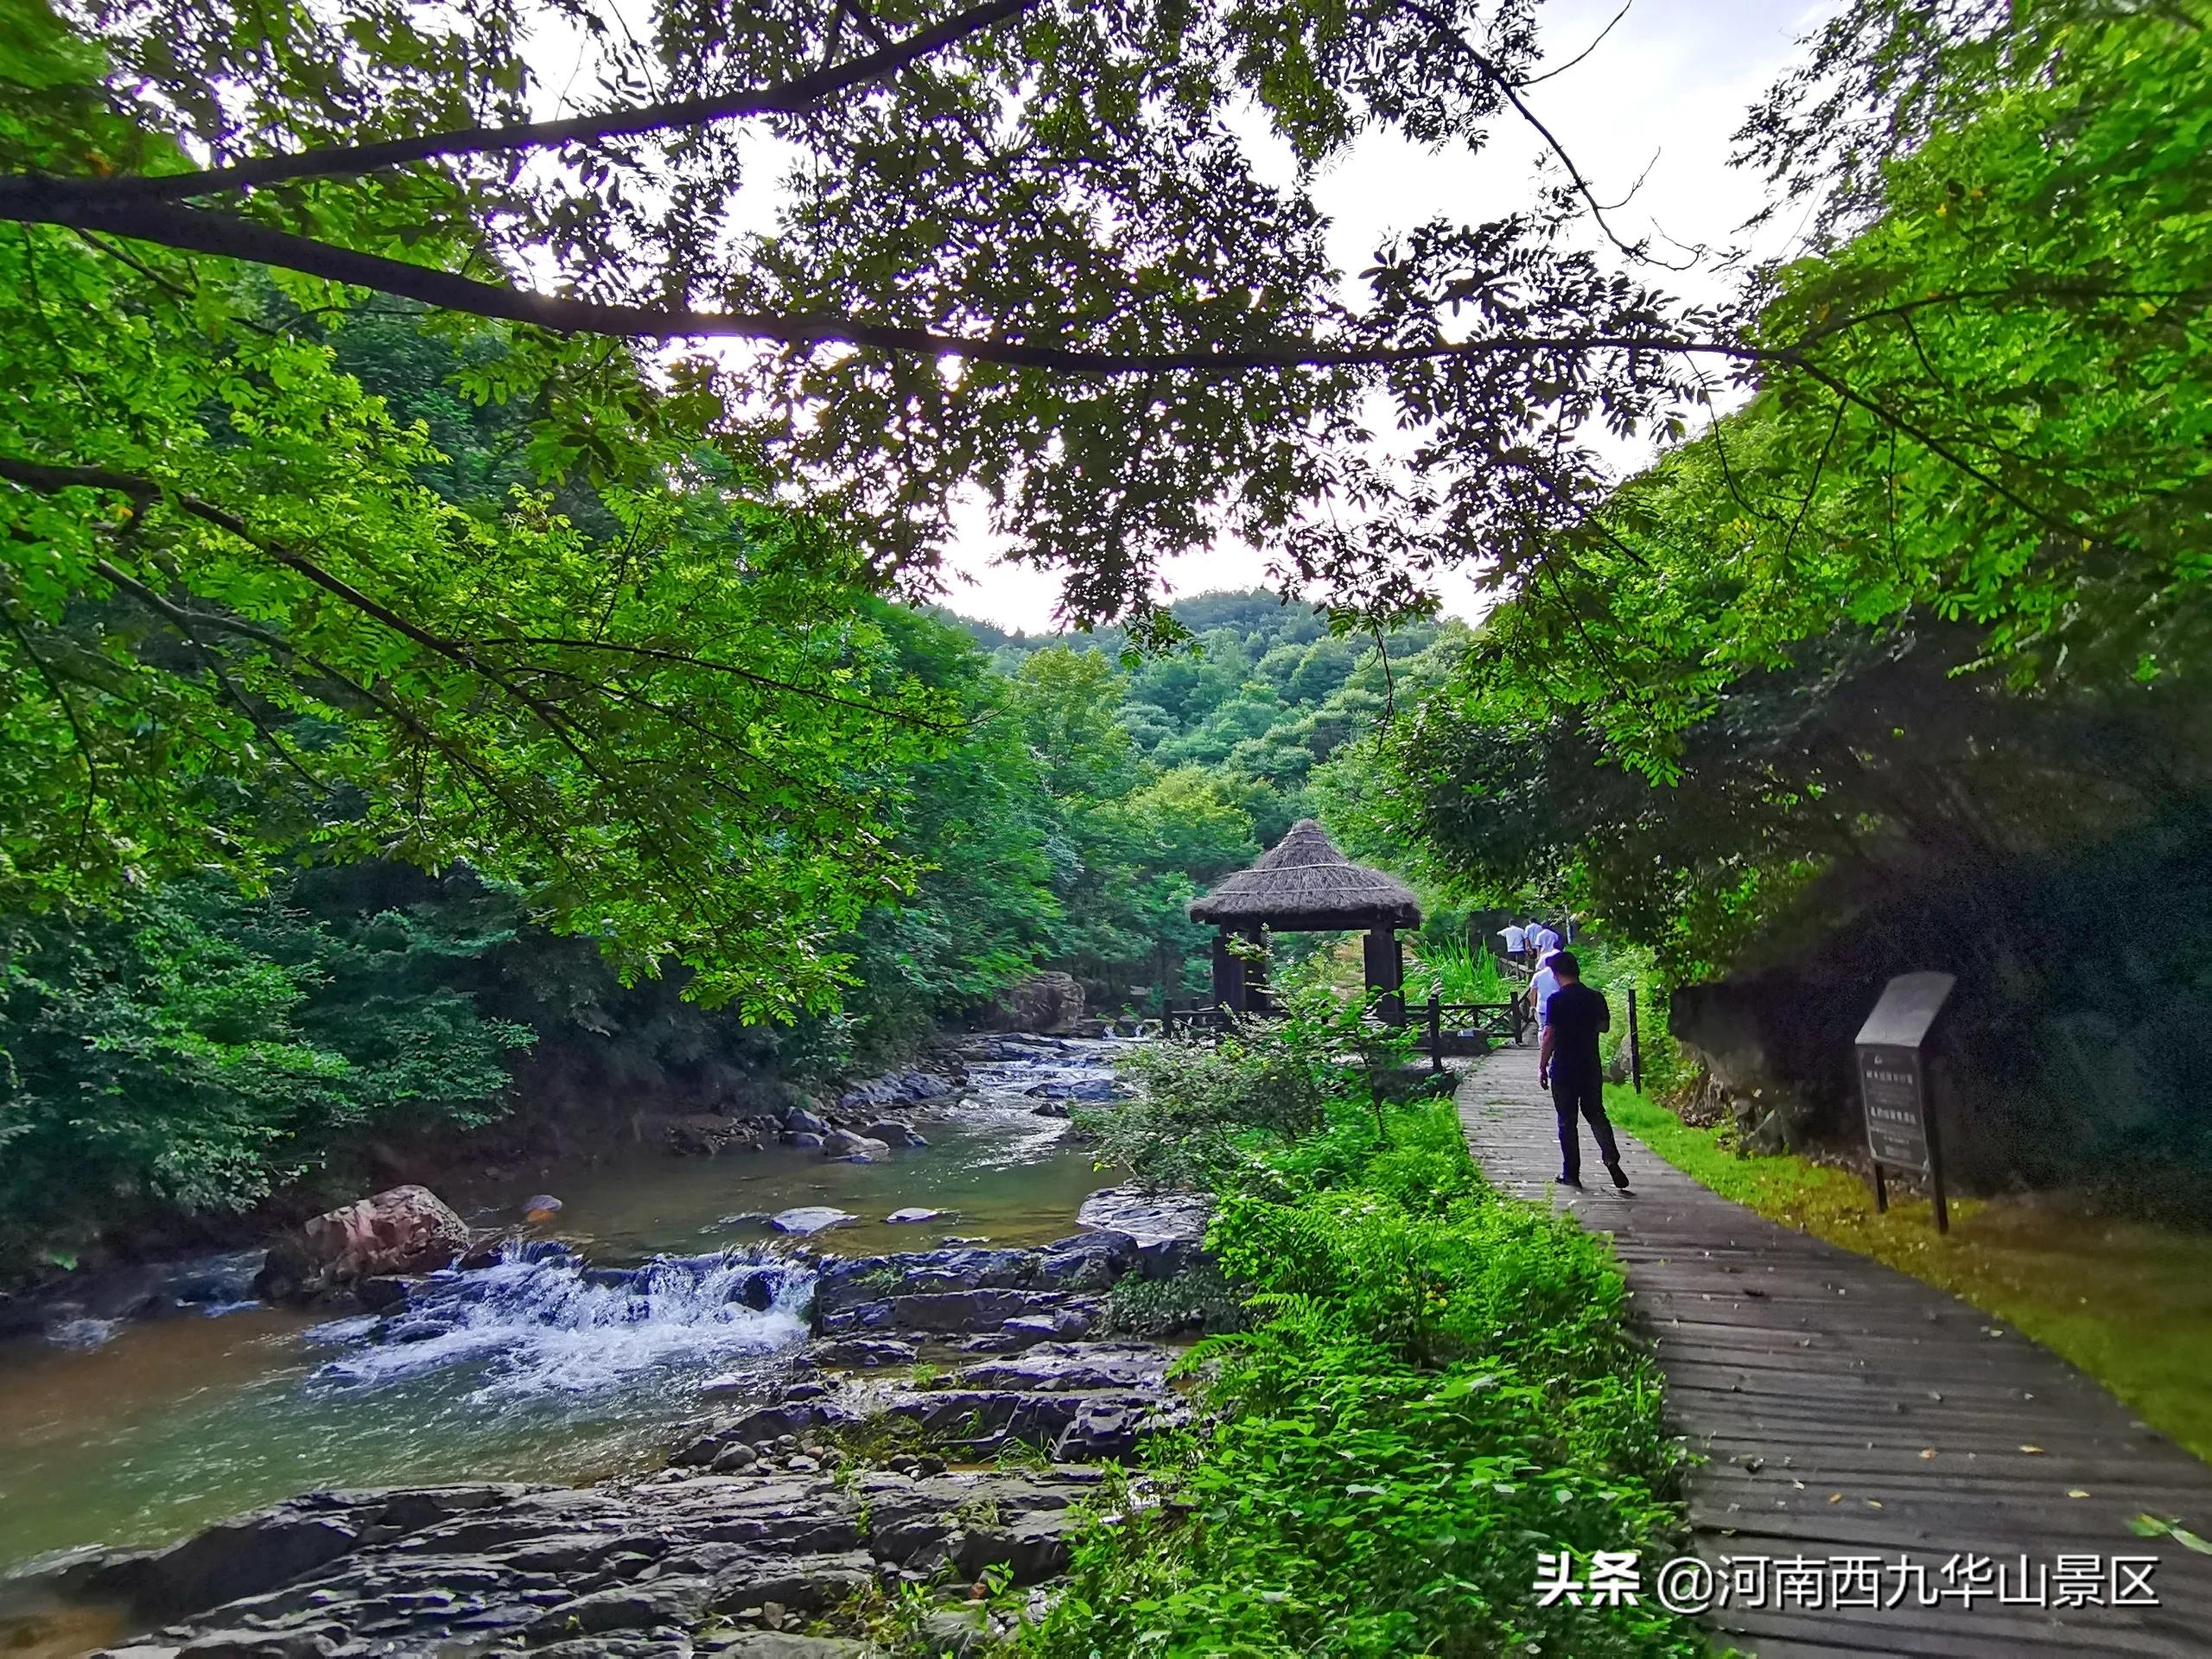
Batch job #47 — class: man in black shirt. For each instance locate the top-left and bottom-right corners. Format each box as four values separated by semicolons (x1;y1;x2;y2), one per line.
1536;953;1630;1191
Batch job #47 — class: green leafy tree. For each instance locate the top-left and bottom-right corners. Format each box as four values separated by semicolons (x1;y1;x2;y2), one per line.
0;876;531;1269
1366;3;2212;975
0;219;955;1014
823;606;1065;1058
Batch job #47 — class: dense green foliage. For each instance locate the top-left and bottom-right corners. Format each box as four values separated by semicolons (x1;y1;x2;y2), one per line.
0;575;1431;1271
0;873;530;1267
950;597;1465;1009
1018;1003;1699;1657
1357;2;2212;982
1405;938;1511;1006
0;233;947;1008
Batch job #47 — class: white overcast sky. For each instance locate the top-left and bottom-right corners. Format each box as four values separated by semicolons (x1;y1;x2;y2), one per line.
934;0;1837;632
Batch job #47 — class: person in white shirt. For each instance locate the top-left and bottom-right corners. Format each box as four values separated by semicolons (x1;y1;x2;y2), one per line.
1526;953;1562;1039
1501;922;1526;962
1529;921;1560;960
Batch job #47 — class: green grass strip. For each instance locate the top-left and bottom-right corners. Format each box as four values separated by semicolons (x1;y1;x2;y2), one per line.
1607;1085;2212;1462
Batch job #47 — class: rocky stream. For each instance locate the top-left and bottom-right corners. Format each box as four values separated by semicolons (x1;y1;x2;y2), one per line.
0;1036;1204;1658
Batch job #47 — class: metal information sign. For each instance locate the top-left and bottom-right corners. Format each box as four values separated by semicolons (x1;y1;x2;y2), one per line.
1859;1046;1929;1172
1853;972;1957;1233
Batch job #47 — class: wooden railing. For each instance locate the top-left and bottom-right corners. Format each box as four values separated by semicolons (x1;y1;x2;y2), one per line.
1419;993;1526;1070
1160;993;1528;1066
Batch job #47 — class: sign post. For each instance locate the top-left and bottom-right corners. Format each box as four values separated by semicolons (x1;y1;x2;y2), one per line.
1853;971;1958;1234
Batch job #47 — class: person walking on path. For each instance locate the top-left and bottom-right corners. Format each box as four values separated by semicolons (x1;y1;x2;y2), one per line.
1536;951;1630;1191
1501;920;1526;964
1524;950;1560;1040
1528;919;1560;962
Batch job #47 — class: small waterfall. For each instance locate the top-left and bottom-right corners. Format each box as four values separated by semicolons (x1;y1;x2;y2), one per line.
309;1243;815;1402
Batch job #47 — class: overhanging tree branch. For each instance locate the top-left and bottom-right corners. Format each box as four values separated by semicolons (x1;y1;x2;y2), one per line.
86;556;581;861
474;634;964;732
1395;0;1696;270
2;0;1039;207
86;556;329;796
6;194;1776;372
0;456;957;733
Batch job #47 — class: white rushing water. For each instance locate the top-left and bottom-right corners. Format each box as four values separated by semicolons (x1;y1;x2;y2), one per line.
308;1245;816;1402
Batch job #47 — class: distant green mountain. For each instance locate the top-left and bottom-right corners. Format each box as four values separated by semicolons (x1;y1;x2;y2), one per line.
941;589;1459;781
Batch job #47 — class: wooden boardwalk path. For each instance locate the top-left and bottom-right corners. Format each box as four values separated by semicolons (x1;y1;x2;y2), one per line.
1457;1042;2212;1658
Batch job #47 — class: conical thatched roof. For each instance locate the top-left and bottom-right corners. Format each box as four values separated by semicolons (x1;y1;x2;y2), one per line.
1187;819;1422;931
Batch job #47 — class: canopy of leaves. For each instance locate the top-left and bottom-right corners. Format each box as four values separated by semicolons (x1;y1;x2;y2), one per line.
1357;3;2212;973
0;232;957;1013
0;0;1742;630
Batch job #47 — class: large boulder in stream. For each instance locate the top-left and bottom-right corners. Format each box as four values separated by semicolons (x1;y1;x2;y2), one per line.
255;1185;468;1303
981;971;1086;1034
819;1128;892;1162
1075;1186;1211;1279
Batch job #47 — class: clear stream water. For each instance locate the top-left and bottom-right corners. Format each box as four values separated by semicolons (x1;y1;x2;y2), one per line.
0;1040;1127;1577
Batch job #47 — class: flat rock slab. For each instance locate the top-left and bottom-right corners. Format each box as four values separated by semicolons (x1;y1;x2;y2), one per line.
811;1337;918;1369
885;1289;1087;1333
1075;1186;1209;1244
767;1207;855;1236
1458;1044;2212;1659
885;1386;1188;1460
76;1469;1110;1656
1074;1186;1211;1278
944;1341;1173;1395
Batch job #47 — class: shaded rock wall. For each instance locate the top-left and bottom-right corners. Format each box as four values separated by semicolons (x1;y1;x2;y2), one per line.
1667;804;2212;1199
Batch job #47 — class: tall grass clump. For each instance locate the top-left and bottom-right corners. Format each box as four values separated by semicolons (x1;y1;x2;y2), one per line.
1407;937;1514;1004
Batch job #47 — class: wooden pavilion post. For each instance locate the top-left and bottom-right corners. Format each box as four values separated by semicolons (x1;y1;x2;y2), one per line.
1363;926;1405;1026
1244;926;1271;1014
1211;929;1249;1013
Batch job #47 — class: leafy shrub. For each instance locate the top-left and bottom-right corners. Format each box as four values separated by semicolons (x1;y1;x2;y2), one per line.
1027;1021;1700;1657
1101;1261;1249;1338
1085;1036;1330;1190
1085;969;1408;1187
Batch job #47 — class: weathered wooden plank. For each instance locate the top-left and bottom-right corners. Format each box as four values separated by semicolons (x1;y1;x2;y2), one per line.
1455;1046;2212;1659
1707;1604;2178;1659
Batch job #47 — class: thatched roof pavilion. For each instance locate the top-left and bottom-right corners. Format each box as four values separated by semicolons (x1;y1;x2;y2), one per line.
1188;821;1422;1017
1189;819;1422;932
